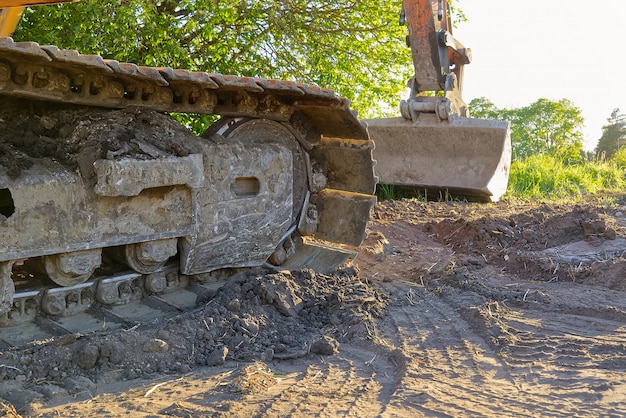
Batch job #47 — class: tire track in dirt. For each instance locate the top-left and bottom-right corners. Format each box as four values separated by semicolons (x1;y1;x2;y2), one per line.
448;270;626;416
357;199;626;417
245;345;403;417
257;360;381;417
376;283;549;417
474;303;626;416
375;280;626;417
34;355;392;417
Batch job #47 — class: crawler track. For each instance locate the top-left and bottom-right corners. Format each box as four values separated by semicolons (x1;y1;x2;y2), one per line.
1;264;207;348
0;37;376;341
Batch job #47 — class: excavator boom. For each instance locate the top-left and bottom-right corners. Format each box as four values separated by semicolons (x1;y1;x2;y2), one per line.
0;7;22;36
369;0;511;201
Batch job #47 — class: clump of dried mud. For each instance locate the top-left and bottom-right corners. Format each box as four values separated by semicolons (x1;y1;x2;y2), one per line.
0;267;387;411
0;98;200;178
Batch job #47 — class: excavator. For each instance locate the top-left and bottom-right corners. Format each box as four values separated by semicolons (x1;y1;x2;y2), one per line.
0;0;509;337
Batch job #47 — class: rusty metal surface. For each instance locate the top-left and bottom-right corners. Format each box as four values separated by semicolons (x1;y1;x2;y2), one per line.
401;0;472;121
404;0;443;92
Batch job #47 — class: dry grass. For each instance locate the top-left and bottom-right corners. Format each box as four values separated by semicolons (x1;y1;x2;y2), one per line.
0;402;21;418
230;362;278;393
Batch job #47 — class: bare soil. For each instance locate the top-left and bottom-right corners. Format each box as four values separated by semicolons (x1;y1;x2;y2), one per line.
2;197;626;417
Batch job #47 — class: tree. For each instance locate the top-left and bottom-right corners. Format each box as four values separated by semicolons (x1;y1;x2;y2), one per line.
13;0;413;119
468;96;502;120
595;108;626;161
511;98;584;163
469;97;585;163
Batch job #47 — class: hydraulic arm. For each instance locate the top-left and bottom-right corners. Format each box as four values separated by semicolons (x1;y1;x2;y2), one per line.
402;0;471;120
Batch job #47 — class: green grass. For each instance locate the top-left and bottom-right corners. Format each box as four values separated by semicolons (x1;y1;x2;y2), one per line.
505;154;626;201
375;184;417;201
376;154;626;203
374;184;461;202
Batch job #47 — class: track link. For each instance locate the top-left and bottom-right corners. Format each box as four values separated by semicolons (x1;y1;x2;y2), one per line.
0;37;376;340
1;264;213;348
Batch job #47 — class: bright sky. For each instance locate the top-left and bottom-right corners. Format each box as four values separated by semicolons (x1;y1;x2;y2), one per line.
454;0;625;151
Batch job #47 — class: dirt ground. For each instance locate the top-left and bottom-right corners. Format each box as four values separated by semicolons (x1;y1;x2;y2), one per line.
2;197;626;417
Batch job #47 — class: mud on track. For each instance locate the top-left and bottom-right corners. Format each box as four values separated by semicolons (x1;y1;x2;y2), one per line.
2;198;626;417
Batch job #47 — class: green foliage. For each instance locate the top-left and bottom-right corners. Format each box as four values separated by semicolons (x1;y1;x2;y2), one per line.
375;184;419;202
610;147;626;168
469;97;585;163
449;0;468;26
14;0;413;119
511;98;584;163
468;96;501;120
506;154;625;201
595;108;626;160
375;184;403;201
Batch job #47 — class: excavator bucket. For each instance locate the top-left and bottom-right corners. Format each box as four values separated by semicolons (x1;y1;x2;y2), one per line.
368;115;511;202
369;0;512;202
